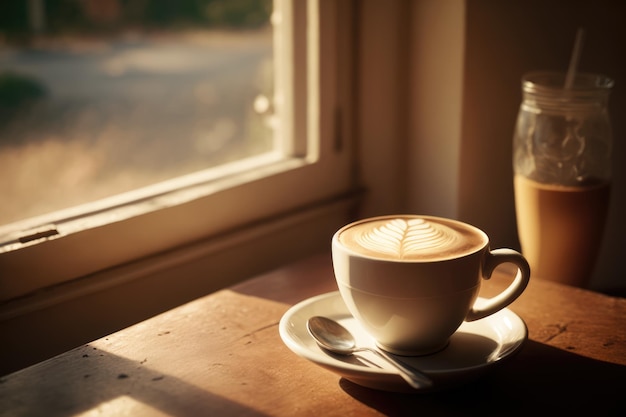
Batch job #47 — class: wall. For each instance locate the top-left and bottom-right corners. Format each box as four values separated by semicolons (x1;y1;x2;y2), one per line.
355;0;409;216
408;0;465;218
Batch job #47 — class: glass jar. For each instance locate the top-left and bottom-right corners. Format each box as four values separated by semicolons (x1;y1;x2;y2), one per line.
512;71;614;287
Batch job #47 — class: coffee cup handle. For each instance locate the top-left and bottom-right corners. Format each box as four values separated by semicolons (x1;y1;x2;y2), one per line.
465;248;530;321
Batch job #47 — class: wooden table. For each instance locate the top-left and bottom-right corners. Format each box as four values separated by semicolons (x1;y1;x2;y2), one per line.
2;253;625;416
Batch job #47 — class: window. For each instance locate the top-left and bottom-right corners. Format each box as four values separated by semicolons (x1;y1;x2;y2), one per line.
0;0;355;303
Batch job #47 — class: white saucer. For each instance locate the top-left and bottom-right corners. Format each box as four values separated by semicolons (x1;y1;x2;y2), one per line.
279;291;527;392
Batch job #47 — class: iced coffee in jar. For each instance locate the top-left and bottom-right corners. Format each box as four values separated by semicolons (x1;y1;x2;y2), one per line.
513;71;613;287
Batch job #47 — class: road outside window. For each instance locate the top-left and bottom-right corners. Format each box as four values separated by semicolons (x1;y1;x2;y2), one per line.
0;0;274;227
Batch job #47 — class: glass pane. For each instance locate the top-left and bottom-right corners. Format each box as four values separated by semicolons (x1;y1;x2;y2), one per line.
0;0;274;225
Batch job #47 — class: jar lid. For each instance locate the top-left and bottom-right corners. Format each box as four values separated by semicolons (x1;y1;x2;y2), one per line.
523;71;613;98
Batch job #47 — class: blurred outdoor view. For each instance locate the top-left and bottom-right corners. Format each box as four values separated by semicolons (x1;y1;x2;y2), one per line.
0;0;274;227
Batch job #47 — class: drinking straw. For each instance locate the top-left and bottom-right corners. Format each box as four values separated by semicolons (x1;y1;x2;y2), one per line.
564;27;585;89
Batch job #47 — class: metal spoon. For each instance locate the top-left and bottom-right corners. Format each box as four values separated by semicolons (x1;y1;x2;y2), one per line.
307;316;433;389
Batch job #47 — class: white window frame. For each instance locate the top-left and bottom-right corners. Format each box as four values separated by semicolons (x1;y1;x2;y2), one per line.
0;0;356;303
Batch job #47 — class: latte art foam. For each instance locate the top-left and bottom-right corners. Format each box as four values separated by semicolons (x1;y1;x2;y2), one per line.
338;217;486;261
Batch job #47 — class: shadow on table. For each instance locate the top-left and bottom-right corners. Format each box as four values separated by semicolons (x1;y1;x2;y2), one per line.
339;340;626;416
1;343;269;417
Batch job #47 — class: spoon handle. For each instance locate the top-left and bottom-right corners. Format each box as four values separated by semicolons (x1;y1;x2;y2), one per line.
363;347;433;389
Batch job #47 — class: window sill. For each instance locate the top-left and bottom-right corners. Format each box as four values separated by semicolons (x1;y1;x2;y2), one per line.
0;151;351;302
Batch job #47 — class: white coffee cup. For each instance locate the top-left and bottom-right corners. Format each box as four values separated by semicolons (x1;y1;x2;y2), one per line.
332;215;530;356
